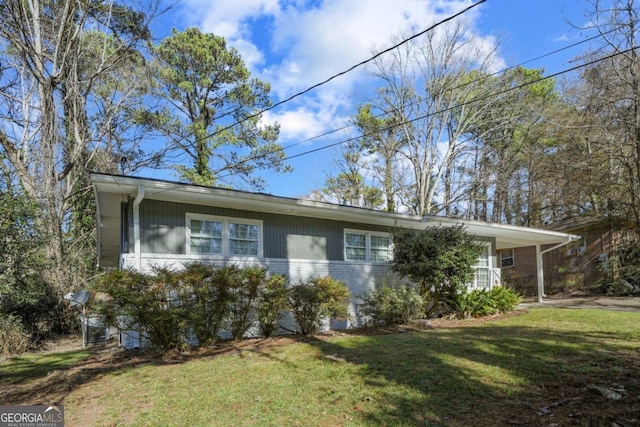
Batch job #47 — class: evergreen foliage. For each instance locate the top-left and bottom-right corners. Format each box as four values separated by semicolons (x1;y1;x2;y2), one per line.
360;286;424;326
452;287;522;319
225;266;267;340
93;264;352;346
177;263;230;345
257;273;289;337
287;276;351;335
93;268;189;350
0;315;30;355
391;225;483;317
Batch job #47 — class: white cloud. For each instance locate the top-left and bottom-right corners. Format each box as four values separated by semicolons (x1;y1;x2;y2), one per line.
180;0;493;95
263;108;329;142
176;0;500;148
181;0;281;39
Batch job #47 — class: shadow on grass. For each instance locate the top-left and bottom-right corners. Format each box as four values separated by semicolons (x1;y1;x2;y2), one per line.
0;336;296;406
2;309;639;426
301;314;640;426
2;349;91;385
0;341;189;406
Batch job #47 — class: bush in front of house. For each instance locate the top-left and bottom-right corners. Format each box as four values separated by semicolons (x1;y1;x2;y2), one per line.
225;266;267;340
391;225;484;317
93;266;354;346
288;276;351;335
452;286;522;319
93;267;190;350
360;286;424;326
178;263;231;345
256;273;289;337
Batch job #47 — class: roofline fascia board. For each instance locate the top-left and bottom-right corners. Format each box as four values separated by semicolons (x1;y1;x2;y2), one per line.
90;173;424;228
90;173;580;246
423;214;582;242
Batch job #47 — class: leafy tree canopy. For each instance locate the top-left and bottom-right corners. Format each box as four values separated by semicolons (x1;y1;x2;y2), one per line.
147;27;290;188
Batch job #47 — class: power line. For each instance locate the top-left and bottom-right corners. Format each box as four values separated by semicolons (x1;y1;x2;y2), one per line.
217;45;639;182
195;1;486;142
212;26;621;178
214;28;628;178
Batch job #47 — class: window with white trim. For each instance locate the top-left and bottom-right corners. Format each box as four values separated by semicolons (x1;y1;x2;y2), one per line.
499;248;514;268
345;230;391;262
187;214;262;257
472;242;492;289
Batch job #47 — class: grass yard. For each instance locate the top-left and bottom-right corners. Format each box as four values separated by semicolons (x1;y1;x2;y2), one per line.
2;307;639;426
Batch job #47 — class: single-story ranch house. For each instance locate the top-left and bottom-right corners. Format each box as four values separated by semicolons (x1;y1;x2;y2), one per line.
91;173;580;319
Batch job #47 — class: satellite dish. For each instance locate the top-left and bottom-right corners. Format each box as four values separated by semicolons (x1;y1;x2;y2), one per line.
68;289;90;307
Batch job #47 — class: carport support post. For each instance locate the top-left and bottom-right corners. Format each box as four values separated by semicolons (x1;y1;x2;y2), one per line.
536;237;577;303
536;244;545;303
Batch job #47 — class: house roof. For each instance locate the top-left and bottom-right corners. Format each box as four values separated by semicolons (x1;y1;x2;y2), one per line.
91;173;580;250
543;216;612;232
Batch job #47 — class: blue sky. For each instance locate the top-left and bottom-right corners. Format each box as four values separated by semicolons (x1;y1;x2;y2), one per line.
148;0;590;197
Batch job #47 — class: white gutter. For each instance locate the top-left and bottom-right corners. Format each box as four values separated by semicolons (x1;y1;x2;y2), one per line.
535;236;579;303
133;185;145;271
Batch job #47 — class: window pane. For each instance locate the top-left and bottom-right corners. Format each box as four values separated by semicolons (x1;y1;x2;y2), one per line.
230;239;258;256
371;236;389;249
475;268;490;288
191;219;222;237
346;233;366;248
190;219;223;254
371;249;389;262
500;249;514;267
229;223;259;256
345;233;366;261
190;237;222;254
346;247;366;261
371;236;390;261
230;223;258;239
190;219;203;234
476;246;490;267
501;257;514;267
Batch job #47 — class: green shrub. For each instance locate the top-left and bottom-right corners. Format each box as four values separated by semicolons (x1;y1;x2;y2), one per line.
0;274;67;345
360;286;424;326
257;274;289;337
490;286;523;312
599;278;637;296
391;225;484;317
226;266;267;340
288;276;350;335
179;263;232;345
0;314;30;355
92;268;189;350
453;286;522;319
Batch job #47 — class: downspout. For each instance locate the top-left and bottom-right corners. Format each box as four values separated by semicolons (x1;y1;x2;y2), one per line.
536;237;577;303
92;183;102;269
133;185;145;272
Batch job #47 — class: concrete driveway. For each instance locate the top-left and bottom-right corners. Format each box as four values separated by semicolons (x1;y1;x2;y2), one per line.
519;296;640;312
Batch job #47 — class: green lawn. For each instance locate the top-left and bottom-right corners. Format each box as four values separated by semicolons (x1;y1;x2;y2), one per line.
3;308;640;426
